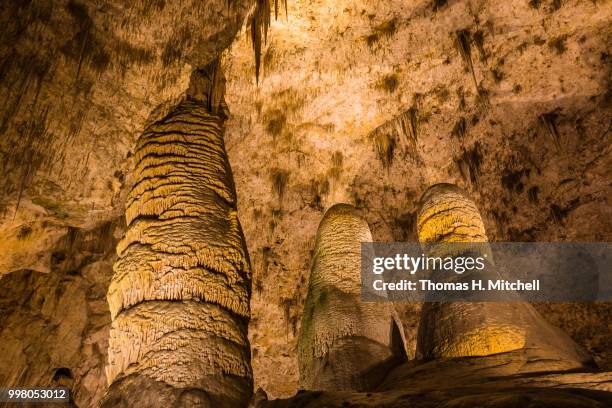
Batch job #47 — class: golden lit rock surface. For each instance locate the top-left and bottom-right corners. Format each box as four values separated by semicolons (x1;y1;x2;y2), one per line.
104;92;253;406
416;184;526;358
417;183;488;244
415;184;592;370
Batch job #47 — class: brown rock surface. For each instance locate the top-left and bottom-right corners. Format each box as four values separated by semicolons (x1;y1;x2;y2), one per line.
257;354;612;407
224;0;611;397
0;220;118;407
0;0;610;405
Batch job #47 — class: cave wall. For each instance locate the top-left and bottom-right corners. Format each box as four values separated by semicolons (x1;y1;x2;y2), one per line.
0;220;118;407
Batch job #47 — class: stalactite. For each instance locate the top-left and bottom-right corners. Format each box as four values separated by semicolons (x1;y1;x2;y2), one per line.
247;0;287;82
455;29;479;92
104;62;253;407
369;107;420;168
539;112;561;150
298;204;406;392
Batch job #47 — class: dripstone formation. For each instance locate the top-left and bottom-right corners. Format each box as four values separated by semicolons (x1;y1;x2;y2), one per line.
416;184;592;370
0;1;610;407
255;185;611;407
298;204;406;391
103;66;253;407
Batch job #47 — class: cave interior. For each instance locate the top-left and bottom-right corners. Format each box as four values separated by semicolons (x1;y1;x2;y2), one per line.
0;0;611;407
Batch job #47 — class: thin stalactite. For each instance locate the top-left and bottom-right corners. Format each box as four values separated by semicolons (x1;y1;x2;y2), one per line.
248;0;287;83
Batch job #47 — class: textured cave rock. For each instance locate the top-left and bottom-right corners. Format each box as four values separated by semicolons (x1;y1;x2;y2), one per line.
256;185;610;407
0;0;252;224
103;67;253;407
415;183;593;372
0;220;118;407
416;183;527;359
298;204;406;391
0;0;610;404
257;358;612;407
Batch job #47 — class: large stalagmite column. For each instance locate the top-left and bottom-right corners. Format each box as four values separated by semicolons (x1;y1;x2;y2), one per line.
103;64;253;407
298;204;406;392
415;184;592;371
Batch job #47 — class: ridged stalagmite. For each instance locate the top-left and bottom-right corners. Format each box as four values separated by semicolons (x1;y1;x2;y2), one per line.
415;184;592;371
298;204;406;392
103;65;253;407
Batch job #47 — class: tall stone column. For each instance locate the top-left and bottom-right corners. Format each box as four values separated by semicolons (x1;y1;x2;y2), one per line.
298;204;406;392
103;64;253;407
415;184;592;371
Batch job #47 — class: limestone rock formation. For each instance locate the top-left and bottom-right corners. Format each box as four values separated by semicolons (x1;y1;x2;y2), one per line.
256;185;610;407
103;67;253;407
415;184;593;372
258;358;612;407
298;204;406;391
0;221;118;407
0;0;252;218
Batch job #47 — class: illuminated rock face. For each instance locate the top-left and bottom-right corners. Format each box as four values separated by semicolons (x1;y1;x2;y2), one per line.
298;204;406;392
0;1;609;403
416;183;525;358
417;184;489;244
416;184;592;370
104;70;253;407
256;185;608;408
